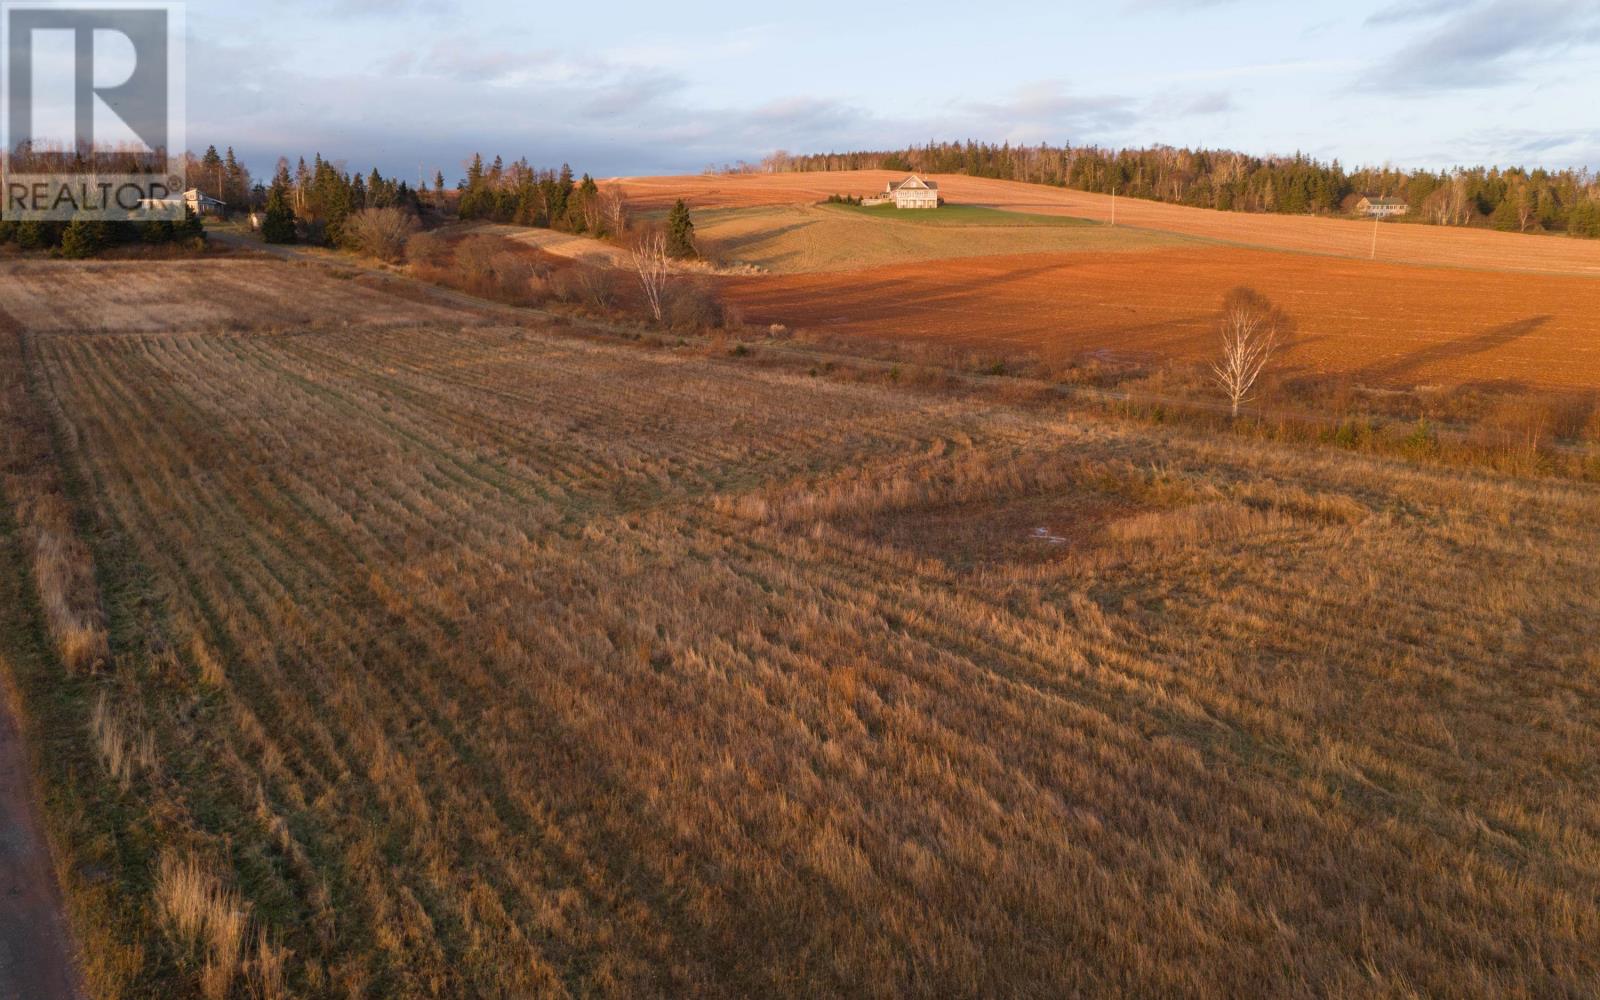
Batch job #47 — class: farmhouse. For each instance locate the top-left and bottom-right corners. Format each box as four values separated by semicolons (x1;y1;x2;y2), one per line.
185;188;227;217
887;175;940;209
1357;196;1408;219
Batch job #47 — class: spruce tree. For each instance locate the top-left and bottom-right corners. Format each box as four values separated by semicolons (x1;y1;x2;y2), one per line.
666;199;697;259
59;217;104;259
261;176;297;244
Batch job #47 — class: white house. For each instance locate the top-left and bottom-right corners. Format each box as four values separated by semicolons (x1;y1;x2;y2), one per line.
185;188;227;217
1357;196;1408;219
887;175;940;209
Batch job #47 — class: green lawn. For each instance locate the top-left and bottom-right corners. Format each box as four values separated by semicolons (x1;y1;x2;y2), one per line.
823;202;1097;228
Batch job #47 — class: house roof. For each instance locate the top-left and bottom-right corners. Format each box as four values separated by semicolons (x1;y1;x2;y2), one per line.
888;174;939;192
1361;196;1406;207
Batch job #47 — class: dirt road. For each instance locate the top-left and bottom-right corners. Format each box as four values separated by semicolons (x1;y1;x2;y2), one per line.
0;680;84;1000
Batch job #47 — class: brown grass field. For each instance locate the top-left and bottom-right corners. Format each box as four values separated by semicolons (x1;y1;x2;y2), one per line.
609;172;1600;391
688;204;1188;274
619;170;1600;276
721;245;1600;390
2;255;1599;997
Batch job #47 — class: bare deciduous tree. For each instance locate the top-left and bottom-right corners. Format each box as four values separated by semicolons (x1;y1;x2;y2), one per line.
1210;287;1287;419
631;230;671;323
599;184;629;238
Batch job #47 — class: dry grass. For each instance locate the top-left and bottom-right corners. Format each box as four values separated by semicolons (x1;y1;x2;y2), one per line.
4;259;1600;996
690;203;1180;273
155;853;253;1000
0;318;109;674
0;258;467;334
89;691;156;790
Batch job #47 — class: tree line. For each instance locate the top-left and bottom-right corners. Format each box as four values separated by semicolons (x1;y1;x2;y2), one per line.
454;154;628;237
259;154;426;246
759;142;1600;236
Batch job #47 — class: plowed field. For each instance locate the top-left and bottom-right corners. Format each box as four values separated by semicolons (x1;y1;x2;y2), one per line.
723;245;1600;388
619;170;1600;277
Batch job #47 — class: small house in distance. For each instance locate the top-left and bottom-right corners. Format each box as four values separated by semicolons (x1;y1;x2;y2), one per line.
1357;196;1408;219
185;189;227;217
886;175;940;209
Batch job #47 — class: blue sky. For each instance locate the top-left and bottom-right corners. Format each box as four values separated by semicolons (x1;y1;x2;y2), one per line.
187;0;1600;183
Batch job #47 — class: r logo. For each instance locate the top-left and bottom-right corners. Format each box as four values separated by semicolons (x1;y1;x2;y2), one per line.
1;2;185;220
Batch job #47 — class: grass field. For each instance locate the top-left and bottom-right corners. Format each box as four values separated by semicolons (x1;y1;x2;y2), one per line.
3;256;1600;997
618;170;1600;276
605;172;1600;390
828;203;1098;226
693;204;1182;274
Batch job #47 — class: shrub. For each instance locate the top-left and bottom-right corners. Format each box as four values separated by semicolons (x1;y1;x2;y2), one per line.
343;207;419;262
1473;395;1550;474
141;219;175;244
575;256;619;307
665;281;725;331
17;221;60;250
404;230;450;267
1401;418;1438;458
59;218;105;259
452;236;536;303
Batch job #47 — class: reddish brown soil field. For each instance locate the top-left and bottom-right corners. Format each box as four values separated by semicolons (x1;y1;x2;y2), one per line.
722;246;1600;389
620;171;1600;277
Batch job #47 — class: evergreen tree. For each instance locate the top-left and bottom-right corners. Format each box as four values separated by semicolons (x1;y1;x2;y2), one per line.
1568;200;1600;239
200;144;224;197
59;217;104;259
261;170;297;244
666;199;697;259
223;147;246;209
177;205;206;242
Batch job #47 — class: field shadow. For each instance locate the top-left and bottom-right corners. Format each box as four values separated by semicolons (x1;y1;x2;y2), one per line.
1358;315;1551;385
705;220;818;257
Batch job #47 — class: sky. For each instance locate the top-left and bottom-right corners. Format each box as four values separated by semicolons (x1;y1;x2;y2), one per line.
182;0;1600;184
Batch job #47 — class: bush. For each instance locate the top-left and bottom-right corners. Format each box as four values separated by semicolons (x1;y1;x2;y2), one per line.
550;259;619;309
452;236;536;303
141;219;175;244
1474;395;1551;474
17;221;60;250
404;230;450;267
59;218;105;259
0;219;17;244
343;207;419;262
665;282;726;331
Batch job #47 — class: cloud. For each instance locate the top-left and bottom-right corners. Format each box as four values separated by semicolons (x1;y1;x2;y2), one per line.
272;0;457;18
1364;0;1471;26
962;82;1139;136
1121;0;1241;8
1179;91;1235;115
1447;126;1600;166
581;71;689;119
1366;0;1600;91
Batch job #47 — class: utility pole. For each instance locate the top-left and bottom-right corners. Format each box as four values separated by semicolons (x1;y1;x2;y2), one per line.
1111;185;1117;227
1371;216;1379;260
